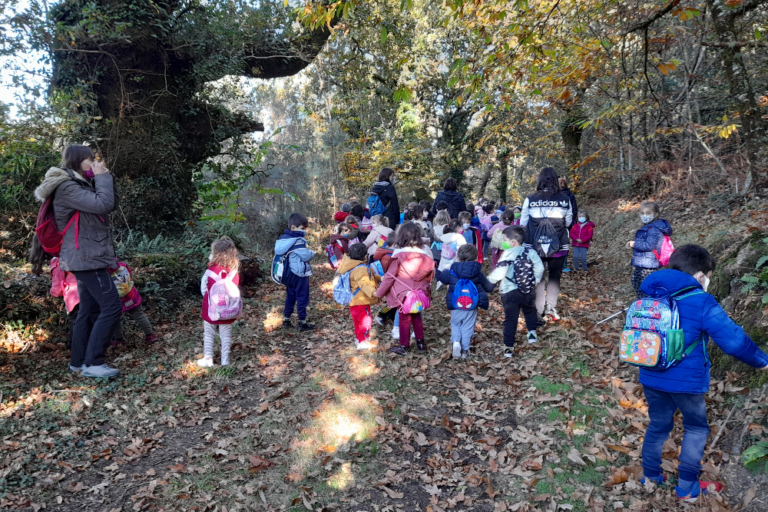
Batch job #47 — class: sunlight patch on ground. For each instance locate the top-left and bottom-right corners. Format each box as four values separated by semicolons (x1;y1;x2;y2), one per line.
347;355;380;380
327;462;354;490
1;323;50;353
616;200;641;212
263;306;285;332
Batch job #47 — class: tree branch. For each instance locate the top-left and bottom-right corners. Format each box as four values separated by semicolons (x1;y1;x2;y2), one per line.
624;0;680;35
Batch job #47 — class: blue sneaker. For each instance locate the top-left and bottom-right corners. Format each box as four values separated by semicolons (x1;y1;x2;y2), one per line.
563;267;571;272
640;474;666;486
69;364;84;373
81;365;119;378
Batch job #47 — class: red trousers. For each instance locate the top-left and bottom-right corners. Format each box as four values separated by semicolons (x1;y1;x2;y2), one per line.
350;305;372;342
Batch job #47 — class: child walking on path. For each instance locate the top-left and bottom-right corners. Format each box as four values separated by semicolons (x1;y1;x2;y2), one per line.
199;237;240;367
336;243;381;351
627;201;672;298
488;226;544;358
110;261;156;346
488;209;516;269
363;215;393;259
569;211;594;272
458;211;483;264
330;223;354;263
436;219;468;288
637;245;768;502
275;213;316;331
376;222;434;355
437;245;494;359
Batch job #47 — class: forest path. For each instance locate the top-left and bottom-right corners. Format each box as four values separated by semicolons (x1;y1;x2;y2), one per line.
4;206;763;512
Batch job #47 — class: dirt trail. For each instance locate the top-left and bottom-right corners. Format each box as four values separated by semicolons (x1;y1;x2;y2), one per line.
3;201;768;511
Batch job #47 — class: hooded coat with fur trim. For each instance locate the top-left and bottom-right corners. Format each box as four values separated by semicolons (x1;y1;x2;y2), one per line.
34;167;117;272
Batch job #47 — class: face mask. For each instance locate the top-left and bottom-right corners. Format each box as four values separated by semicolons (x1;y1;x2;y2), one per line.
462;223;470;230
695;272;710;292
501;241;514;250
423;211;429;219
578;217;586;224
83;170;95;179
640;214;654;224
514;212;521;219
343;233;349;238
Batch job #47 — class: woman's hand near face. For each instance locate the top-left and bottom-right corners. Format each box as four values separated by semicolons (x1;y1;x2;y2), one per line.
91;160;109;175
627;241;635;248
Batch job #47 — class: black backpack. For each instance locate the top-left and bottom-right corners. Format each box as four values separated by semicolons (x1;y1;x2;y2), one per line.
506;250;536;294
531;217;561;258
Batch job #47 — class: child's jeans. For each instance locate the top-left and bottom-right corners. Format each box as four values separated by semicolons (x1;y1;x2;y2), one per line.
350;305;372;342
641;386;708;483
573;247;588;271
451;309;478;351
483;238;491;258
284;276;310;321
113;304;153;339
501;290;538;347
203;321;233;365
399;312;424;345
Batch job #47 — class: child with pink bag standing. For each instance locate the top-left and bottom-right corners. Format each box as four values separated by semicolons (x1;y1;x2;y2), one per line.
375;221;434;355
110;261;157;346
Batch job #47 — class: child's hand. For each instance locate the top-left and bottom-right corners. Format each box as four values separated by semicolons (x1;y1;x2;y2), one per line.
577;239;582;243
762;364;768;370
627;241;635;248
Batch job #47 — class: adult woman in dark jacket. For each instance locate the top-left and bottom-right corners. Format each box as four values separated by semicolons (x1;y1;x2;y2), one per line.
431;178;467;219
370;167;400;229
34;145;122;378
520;167;573;324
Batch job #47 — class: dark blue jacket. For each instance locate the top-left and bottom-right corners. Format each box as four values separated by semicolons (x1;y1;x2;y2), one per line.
632;219;672;269
431;190;467;219
436;261;495;310
638;270;768;394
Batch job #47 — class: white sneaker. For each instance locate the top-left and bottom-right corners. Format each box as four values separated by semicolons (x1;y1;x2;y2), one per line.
374;316;385;326
81;364;119;378
411;332;416;339
391;327;400;340
452;341;461;359
504;347;514;358
545;306;561;321
196;357;214;368
356;341;373;351
528;332;538;344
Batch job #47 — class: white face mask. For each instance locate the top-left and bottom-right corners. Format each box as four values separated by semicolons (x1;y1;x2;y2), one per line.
578;217;586;223
695;272;710;292
462;223;470;230
423;211;429;219
640;214;654;224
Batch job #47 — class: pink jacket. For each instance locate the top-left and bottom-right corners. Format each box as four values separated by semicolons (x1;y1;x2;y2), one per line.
570;221;595;248
50;257;79;313
375;247;434;310
201;264;240;325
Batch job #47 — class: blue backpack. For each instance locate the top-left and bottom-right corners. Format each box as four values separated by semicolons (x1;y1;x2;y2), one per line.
450;270;479;310
367;192;386;216
333;264;368;306
271;238;306;285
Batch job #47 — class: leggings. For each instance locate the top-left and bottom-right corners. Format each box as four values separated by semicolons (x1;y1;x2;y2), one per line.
398;313;424;346
632;267;656;298
203;321;233;365
113;304;154;339
535;255;566;315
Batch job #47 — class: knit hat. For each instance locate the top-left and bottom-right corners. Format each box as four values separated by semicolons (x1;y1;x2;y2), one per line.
342;203;351;212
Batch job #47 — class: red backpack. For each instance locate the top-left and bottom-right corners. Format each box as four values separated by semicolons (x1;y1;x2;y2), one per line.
35;196;80;256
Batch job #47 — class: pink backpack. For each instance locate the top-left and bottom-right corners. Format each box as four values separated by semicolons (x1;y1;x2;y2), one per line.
205;270;242;322
394;277;431;315
653;235;675;267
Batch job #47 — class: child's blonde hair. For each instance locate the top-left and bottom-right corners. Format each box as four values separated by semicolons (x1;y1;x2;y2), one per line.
209;236;239;271
371;214;389;227
434;209;450;227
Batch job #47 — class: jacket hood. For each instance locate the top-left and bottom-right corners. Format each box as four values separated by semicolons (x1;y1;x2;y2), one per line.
648;219;673;235
640;269;703;297
275;234;304;255
392;246;431;258
338;255;367;274
371;181;392;194
449;261;483;278
34;167;88;202
440;233;465;243
497;245;526;262
372;225;393;236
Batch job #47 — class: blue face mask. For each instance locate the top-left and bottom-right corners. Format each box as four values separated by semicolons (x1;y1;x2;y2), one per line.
578;217;586;224
640;214;654;224
343;233;350;238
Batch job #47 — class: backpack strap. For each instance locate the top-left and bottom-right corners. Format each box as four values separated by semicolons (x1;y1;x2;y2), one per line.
673;288;706;358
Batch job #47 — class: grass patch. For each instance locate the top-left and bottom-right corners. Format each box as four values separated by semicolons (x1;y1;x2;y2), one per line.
530;376;569;395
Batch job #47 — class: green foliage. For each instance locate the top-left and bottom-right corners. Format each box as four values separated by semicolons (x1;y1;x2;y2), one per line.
740;238;768;304
743;441;768;475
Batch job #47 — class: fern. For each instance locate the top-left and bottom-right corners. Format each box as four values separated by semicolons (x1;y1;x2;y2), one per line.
742;274;760;293
756;255;768;270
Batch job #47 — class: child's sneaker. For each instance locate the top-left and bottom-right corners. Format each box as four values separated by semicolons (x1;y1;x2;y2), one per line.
527;331;538;344
110;337;126;347
641;474;666;486
416;339;427;352
145;333;157;344
389;345;409;356
391;327;400;340
545;306;561;321
452;341;461;359
563;267;571;273
356;340;373;351
374;316;385;326
675;480;723;503
296;321;315;332
197;357;214;368
69;364;84;373
504;347;514;358
282;318;293;329
460;350;468;360
81;364;119;378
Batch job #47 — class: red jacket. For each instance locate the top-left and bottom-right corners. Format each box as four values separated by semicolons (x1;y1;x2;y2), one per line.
570;221;595;248
201;264;240;325
330;233;351;262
